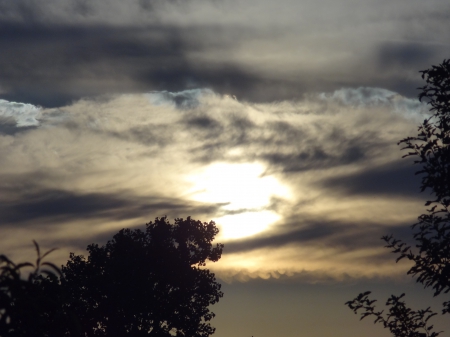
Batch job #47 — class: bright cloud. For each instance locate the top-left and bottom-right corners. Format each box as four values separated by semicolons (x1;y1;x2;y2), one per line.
0;88;426;282
187;162;290;239
321;87;429;121
0;99;41;127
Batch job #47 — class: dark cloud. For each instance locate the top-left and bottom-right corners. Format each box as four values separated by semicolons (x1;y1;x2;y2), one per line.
0;0;448;110
373;41;448;98
138;62;287;104
2;189;133;224
378;42;437;69
0;20;443;109
0;23;186;106
186;116;222;130
0;19;446;107
176;103;392;169
224;217;415;257
0;177;222;226
70;0;96;17
0;0;165;21
0;21;271;107
108;124;174;147
184;115;225;143
0;0;42;22
185;113;256;163
320;159;428;198
0;116;37;135
149;90;211;110
261;145;366;172
260;125;383;172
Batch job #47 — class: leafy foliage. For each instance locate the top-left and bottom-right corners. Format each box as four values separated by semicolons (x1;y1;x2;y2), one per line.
386;59;450;301
0;241;63;336
347;292;441;337
405;59;450;203
346;59;450;336
0;216;224;337
56;216;224;337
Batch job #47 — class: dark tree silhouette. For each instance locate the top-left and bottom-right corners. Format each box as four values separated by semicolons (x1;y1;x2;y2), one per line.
60;216;224;337
1;216;224;337
0;241;66;336
346;59;450;337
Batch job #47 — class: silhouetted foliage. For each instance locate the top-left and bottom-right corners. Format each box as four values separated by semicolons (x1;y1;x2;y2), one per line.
346;59;450;337
347;292;440;337
60;216;223;337
1;217;224;337
0;241;64;336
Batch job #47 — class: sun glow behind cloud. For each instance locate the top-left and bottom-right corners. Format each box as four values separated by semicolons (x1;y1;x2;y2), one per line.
0;87;429;282
1;3;449;336
187;162;290;240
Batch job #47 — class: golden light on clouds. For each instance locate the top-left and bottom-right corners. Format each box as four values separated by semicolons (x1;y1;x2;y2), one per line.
215;211;281;240
213;244;412;283
0;88;429;283
187;162;291;240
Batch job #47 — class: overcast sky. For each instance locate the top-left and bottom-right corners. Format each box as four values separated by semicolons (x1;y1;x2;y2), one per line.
1;1;449;336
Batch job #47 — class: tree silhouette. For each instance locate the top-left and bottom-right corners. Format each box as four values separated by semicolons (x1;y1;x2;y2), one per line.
0;241;67;336
346;59;450;337
1;216;224;337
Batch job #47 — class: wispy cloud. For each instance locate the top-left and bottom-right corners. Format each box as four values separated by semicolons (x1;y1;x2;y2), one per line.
0;88;427;281
0;0;448;106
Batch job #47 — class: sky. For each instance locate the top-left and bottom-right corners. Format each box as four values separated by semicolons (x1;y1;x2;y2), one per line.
0;1;450;336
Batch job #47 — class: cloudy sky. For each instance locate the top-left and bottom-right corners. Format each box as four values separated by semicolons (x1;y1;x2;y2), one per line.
1;1;450;336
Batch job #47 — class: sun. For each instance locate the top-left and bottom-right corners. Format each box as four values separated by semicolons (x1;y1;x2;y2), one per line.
186;162;290;240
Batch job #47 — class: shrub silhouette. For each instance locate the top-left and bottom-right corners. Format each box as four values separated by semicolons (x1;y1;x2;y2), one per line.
0;241;66;336
346;59;450;337
1;216;224;337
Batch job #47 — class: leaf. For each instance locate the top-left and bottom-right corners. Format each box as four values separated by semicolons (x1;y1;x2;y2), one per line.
41;262;62;275
13;262;34;271
41;248;58;260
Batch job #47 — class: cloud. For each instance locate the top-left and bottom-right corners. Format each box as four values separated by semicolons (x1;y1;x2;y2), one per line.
377;41;438;69
0;99;40;126
0;87;429;282
0;0;449;106
320;159;426;198
0;185;220;226
1;0;447;288
320;87;429;121
146;89;215;109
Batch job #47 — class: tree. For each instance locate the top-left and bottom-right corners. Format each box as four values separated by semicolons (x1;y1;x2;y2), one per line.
346;59;450;337
1;216;224;337
0;241;68;337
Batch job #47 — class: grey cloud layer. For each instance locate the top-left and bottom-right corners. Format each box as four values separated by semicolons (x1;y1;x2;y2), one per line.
224;218;415;256
0;181;219;226
321;160;425;198
0;0;448;106
0;88;428;279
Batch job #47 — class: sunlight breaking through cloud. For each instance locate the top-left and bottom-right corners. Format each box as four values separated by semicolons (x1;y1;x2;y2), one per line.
186;162;290;240
0;87;426;282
